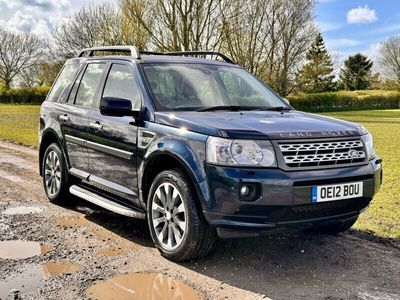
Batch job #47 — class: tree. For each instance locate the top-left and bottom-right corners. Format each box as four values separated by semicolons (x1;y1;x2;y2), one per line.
121;0;226;51
220;0;317;96
53;4;128;58
297;33;335;93
0;30;45;89
378;35;400;87
339;53;373;90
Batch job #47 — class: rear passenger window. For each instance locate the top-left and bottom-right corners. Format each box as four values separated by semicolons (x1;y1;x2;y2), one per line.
74;63;106;107
102;64;140;108
46;63;80;103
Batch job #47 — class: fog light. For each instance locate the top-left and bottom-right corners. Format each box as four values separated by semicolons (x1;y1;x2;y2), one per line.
240;185;250;197
238;183;260;202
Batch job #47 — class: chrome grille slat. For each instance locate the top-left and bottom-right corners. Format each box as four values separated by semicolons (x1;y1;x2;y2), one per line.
278;140;366;168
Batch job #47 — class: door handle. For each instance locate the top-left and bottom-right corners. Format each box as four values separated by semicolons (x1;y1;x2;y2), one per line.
59;114;69;122
89;121;103;131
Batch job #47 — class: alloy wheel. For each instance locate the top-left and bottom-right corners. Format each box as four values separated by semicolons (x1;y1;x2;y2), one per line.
151;182;187;251
44;150;61;196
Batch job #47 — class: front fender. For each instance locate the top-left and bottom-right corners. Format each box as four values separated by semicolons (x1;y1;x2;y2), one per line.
138;122;210;208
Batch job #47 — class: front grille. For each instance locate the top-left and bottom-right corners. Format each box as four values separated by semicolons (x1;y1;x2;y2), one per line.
278;139;366;168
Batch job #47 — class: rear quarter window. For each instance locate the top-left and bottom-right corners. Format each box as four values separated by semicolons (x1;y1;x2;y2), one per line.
46;63;80;103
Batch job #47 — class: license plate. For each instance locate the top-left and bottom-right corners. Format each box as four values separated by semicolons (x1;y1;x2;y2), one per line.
311;182;363;203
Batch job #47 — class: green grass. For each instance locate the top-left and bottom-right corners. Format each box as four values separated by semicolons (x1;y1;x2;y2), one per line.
0;104;399;239
324;109;400;239
0;104;40;146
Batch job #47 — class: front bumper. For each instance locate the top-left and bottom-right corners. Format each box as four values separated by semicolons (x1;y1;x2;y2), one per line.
199;157;382;238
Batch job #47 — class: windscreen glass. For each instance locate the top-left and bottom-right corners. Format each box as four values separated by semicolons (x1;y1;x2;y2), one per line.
142;63;285;111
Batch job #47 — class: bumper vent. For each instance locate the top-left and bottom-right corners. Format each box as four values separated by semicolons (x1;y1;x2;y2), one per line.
278;139;366;168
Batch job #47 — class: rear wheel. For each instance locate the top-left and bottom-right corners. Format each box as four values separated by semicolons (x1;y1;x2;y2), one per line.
312;216;358;235
147;169;216;261
42;143;72;205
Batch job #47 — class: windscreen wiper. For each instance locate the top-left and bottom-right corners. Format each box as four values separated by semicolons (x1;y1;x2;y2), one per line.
196;105;292;112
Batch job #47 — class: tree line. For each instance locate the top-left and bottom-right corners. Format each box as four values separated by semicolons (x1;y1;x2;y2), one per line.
0;0;399;95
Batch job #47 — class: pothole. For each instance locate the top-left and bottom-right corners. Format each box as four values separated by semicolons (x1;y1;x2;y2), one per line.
0;240;51;259
42;261;81;279
0;262;81;299
0;264;43;299
2;206;44;215
86;273;204;300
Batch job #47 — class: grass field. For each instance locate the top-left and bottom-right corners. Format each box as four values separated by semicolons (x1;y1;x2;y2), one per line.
0;104;399;239
0;104;40;146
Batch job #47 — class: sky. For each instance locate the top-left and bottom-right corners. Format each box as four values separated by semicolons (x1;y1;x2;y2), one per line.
0;0;399;66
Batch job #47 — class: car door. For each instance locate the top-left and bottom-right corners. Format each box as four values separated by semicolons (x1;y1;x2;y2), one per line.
61;62;107;177
86;62;142;205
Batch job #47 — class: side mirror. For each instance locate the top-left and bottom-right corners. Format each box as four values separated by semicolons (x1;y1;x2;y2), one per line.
100;97;139;118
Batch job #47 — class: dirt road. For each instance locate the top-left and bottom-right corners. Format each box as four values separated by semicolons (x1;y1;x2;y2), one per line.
0;140;399;300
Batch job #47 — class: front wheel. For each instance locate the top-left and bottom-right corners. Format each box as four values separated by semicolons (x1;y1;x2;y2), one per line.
147;169;216;261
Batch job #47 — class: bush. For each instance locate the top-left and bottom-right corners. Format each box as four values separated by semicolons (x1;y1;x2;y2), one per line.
288;90;400;112
0;86;50;104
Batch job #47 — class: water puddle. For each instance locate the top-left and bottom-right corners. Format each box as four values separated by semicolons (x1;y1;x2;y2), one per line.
86;273;203;300
0;169;24;182
0;261;80;299
0;240;51;259
3;206;43;215
0;152;29;169
42;261;81;278
0;264;43;299
98;247;127;257
57;215;87;227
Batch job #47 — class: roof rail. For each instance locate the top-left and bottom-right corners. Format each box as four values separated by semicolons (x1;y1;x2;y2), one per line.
77;46;141;59
165;51;236;64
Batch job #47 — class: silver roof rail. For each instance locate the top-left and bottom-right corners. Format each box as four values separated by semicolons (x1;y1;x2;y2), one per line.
77;46;141;59
166;51;236;64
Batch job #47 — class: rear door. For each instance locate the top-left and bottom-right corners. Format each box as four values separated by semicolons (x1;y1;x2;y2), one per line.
61;62;107;177
86;62;142;204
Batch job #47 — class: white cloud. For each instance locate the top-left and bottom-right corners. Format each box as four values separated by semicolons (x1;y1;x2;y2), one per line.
347;5;378;24
326;38;360;49
0;0;72;39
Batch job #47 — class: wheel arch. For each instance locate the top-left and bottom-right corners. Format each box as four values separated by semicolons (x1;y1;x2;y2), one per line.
140;150;206;211
39;129;66;176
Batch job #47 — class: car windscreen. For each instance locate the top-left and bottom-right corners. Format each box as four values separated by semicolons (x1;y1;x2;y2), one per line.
141;63;286;111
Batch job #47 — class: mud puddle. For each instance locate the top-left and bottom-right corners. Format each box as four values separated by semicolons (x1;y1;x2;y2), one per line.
42;261;81;278
86;273;203;300
2;206;43;215
0;240;51;259
0;262;80;299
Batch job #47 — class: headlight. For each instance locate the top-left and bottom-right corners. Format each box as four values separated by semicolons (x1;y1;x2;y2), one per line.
361;132;375;160
206;137;276;167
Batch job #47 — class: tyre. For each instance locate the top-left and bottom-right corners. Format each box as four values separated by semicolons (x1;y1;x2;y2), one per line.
147;169;216;261
42;143;72;205
311;216;358;235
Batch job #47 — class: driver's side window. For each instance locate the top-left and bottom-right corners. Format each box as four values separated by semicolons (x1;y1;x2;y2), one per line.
102;64;140;108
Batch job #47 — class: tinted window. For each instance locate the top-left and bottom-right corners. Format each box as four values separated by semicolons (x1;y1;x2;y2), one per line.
102;64;140;108
75;63;106;107
46;63;80;103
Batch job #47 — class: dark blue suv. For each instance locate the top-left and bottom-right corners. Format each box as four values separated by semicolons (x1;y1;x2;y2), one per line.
39;46;382;261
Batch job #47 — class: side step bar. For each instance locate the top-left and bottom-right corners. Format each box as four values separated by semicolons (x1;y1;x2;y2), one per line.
69;185;145;219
